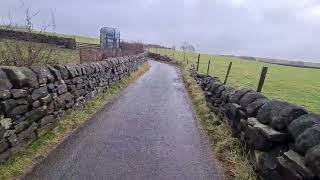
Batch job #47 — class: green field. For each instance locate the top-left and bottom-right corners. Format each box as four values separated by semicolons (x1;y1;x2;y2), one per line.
0;39;80;65
38;31;100;44
75;36;99;44
0;31;100;65
0;26;100;44
150;48;320;113
37;32;100;44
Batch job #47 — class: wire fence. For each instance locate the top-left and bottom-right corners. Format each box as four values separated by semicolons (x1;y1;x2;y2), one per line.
148;47;320;112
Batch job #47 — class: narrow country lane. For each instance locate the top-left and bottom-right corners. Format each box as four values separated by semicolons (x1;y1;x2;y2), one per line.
24;60;222;180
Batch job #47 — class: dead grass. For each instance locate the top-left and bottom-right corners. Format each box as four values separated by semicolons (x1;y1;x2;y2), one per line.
0;39;80;65
172;59;256;180
0;62;150;180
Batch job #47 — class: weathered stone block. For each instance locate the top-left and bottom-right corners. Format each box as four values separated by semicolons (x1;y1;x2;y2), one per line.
239;92;265;108
40;94;53;104
17;122;37;141
288;113;320;140
271;104;307;131
14;116;26;124
47;101;54;114
14;121;29;134
258;155;279;175
0;118;12;130
7;104;29;118
25;106;48;123
283;150;314;178
239;119;248;131
305;144;320;177
247;118;288;142
6;130;18;146
230;89;252;103
257;100;290;124
14;131;36;151
295;125;320;155
31;66;55;84
0;69;13;90
0;90;11;99
206;81;222;95
47;65;62;81
1;98;28;114
32;100;41;108
256;123;289;143
53;95;64;110
11;89;28;98
57;83;68;94
65;65;78;78
39;115;54;127
246;98;269;117
1;66;39;88
244;125;273;151
47;83;56;93
31;86;48;100
277;156;307;180
53;65;69;80
74;65;83;76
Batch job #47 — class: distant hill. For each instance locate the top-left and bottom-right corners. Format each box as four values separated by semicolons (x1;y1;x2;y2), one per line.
222;54;320;69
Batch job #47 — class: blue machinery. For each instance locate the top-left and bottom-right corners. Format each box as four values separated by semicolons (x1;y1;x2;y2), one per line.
100;27;120;49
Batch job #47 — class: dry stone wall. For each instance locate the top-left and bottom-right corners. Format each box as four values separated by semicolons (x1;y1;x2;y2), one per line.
191;67;320;180
148;52;172;62
0;29;76;49
0;53;147;162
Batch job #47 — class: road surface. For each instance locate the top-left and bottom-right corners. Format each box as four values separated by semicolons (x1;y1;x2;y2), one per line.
24;60;222;180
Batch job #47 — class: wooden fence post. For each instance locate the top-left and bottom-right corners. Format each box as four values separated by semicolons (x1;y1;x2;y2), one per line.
224;62;233;84
196;54;200;71
156;48;158;54
187;58;189;64
79;49;83;63
183;51;186;61
257;66;268;92
173;51;174;58
207;60;211;75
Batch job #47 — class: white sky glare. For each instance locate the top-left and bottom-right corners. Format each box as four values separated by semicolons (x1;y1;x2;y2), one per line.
1;0;320;62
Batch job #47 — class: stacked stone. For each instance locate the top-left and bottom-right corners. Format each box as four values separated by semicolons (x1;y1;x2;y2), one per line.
148;52;172;62
0;53;147;162
191;67;319;179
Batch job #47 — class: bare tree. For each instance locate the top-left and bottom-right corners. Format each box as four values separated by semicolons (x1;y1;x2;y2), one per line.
0;4;58;66
180;42;195;52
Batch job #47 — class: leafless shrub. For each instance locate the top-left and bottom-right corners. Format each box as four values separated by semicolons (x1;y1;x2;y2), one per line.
0;4;58;66
180;42;195;52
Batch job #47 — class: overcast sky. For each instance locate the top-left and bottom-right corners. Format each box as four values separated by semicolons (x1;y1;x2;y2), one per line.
1;0;320;62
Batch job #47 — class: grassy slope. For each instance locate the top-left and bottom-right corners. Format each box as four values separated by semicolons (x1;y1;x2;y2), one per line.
0;26;100;45
0;62;150;180
0;39;80;65
75;36;99;44
0;31;100;65
152;48;320;112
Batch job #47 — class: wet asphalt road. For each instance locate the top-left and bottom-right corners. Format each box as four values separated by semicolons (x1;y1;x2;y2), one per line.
24;60;222;180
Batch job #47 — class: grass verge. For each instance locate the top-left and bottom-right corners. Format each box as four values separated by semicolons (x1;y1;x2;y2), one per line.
0;62;150;180
172;59;256;180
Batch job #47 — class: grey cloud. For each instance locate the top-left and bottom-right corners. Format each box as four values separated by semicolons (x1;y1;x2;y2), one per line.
1;0;320;62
